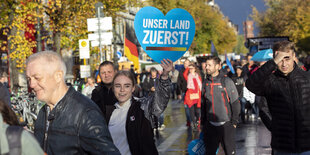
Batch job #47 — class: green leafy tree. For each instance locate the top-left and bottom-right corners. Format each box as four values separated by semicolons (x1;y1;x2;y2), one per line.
0;0;42;90
0;0;131;90
233;35;248;54
252;0;310;54
43;0;128;54
148;0;237;55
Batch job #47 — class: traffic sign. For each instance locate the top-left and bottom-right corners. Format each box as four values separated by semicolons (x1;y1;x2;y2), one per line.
117;51;122;58
80;65;91;78
87;17;113;32
88;32;113;41
91;40;112;47
79;39;90;59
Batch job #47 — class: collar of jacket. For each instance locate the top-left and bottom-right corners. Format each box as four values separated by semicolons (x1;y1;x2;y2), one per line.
206;71;225;81
99;82;112;89
49;86;75;114
113;97;138;108
106;97;138;124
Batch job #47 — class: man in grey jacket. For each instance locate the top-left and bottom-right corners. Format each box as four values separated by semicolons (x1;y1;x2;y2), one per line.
201;56;240;155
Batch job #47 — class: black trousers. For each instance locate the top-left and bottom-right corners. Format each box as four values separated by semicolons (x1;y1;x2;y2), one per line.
203;121;236;155
189;104;200;123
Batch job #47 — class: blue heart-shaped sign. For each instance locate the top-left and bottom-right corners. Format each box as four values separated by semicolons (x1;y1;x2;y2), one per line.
134;6;195;63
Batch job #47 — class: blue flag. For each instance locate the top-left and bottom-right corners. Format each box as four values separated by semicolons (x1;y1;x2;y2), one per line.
211;41;218;56
225;54;235;74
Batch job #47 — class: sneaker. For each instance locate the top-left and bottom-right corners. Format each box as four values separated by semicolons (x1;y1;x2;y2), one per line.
158;124;166;131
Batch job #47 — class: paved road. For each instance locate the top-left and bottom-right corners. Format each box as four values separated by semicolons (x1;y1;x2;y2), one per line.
156;99;272;155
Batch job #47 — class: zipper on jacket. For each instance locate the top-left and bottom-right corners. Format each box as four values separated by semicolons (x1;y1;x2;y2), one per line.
223;88;230;103
221;92;228;114
211;77;215;120
43;107;51;152
288;78;298;151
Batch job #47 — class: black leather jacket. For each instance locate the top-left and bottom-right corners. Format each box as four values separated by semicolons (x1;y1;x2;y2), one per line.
91;82;118;115
246;60;310;153
34;87;120;155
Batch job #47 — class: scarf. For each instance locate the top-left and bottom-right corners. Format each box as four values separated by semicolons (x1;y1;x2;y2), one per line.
187;73;202;91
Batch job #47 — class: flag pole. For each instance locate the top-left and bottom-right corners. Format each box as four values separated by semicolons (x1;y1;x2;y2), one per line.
123;20;126;60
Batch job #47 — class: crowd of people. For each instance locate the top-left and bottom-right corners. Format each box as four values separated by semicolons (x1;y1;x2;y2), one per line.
0;40;310;155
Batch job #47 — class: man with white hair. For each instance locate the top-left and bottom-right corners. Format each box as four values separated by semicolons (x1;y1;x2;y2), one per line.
26;51;120;155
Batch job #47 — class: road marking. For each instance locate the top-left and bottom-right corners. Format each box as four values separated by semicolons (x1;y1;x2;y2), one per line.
157;124;187;153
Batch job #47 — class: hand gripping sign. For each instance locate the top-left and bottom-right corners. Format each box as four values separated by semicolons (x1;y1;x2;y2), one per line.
134;6;195;63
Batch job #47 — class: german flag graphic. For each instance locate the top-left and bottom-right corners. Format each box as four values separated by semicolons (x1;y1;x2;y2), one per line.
124;22;139;71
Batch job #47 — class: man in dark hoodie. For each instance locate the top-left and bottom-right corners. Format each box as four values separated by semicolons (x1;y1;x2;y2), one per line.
91;61;118;116
201;56;240;155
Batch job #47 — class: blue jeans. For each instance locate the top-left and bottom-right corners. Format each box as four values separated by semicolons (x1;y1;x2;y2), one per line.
240;97;247;122
171;83;177;99
274;150;310;155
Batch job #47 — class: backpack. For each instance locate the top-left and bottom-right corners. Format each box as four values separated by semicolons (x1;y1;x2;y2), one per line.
6;126;23;155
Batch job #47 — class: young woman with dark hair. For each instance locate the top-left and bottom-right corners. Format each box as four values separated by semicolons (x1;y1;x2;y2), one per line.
105;59;173;155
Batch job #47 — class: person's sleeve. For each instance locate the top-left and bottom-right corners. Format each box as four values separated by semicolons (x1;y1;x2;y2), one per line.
140;77;171;118
21;131;45;155
91;88;100;104
226;78;240;125
245;60;277;96
79;109;120;155
183;68;189;81
152;78;171;117
176;70;185;95
200;81;207;126
257;97;272;131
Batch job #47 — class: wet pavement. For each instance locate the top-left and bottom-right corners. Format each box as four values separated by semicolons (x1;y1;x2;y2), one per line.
156;99;272;155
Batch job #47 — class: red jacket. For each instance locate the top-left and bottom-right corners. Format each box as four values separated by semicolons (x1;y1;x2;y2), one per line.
183;68;202;108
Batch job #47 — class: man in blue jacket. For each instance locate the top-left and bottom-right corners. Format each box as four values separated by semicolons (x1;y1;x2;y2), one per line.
201;56;240;155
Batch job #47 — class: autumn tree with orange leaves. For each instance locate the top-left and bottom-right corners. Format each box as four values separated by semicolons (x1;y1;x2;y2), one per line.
0;0;129;90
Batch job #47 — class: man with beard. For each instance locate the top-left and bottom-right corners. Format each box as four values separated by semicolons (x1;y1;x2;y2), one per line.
201;56;240;155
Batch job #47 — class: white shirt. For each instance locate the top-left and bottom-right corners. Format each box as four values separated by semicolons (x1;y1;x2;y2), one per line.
109;99;132;155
